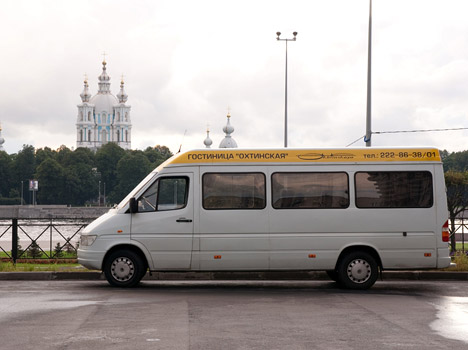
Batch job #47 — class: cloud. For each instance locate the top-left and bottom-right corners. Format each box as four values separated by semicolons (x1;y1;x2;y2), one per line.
1;0;468;154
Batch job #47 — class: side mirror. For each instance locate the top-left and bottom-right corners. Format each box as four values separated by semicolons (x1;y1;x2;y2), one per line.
129;197;138;213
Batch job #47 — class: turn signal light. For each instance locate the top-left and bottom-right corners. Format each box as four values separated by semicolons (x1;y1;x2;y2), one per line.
214;255;222;259
424;253;432;257
442;220;449;242
308;254;316;258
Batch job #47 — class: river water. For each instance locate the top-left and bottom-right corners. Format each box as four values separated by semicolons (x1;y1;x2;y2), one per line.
0;219;92;251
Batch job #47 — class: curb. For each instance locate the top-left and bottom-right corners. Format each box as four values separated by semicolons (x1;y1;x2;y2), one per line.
0;271;467;281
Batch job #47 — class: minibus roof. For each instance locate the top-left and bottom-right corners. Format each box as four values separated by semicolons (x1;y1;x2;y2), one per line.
162;147;441;167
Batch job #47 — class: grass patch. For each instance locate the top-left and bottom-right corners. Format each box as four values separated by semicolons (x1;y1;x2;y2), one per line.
0;261;89;272
445;252;468;271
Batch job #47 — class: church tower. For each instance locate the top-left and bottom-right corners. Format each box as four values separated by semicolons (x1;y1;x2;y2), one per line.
76;60;132;150
219;112;238;148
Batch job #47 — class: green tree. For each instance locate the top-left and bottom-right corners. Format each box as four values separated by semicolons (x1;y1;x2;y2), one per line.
154;145;172;159
53;242;64;258
36;158;65;204
59;148;97;205
64;237;75;254
445;170;468;252
12;145;36;204
16;237;23;257
0;151;13;198
443;150;468;172
95;143;126;199
63;163;98;205
61;147;95;168
1;143;173;206
109;153;152;203
35;147;56;165
27;241;42;258
55;145;73;166
143;145;173;167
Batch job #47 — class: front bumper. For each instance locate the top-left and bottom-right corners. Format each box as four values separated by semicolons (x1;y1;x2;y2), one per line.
77;248;105;271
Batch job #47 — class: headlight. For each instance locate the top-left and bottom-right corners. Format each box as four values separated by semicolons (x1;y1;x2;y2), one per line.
80;235;97;246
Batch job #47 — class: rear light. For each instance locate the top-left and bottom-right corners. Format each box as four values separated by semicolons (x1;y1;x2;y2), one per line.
442;220;449;242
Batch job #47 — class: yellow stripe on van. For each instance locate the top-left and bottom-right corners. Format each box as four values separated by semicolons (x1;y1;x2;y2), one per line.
168;148;441;165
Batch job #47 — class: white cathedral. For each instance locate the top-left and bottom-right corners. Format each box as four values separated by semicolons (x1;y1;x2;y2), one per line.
76;60;132;150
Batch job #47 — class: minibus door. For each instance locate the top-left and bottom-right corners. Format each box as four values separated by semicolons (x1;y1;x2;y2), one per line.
130;173;194;269
198;167;269;270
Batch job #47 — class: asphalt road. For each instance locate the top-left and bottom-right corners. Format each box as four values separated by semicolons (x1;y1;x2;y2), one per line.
0;280;467;350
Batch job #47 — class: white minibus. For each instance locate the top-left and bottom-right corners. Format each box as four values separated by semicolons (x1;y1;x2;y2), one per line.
78;147;451;289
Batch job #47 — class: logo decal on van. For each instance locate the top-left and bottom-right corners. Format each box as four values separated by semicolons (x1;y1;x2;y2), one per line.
297;153;355;161
167;148;441;165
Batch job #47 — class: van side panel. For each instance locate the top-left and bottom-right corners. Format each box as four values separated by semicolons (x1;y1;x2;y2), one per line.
268;164;439;270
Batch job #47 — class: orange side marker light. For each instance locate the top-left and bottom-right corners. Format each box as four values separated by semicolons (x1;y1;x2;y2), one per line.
214;255;222;259
308;254;316;258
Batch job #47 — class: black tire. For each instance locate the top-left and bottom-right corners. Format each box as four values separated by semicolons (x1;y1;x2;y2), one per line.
103;250;145;287
139;263;148;280
326;270;339;282
336;251;378;290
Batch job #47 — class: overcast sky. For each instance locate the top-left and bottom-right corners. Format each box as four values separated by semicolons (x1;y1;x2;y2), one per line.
1;0;468;154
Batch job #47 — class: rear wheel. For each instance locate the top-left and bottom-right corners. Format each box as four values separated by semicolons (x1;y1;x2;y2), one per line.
336;251;378;290
103;250;145;287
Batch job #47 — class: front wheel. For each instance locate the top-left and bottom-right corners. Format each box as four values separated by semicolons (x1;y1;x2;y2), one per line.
103;250;145;287
336;251;379;290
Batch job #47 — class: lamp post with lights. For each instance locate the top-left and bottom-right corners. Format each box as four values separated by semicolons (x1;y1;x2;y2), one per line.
276;31;297;148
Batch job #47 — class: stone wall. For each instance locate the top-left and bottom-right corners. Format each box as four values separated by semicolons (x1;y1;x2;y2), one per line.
0;205;110;219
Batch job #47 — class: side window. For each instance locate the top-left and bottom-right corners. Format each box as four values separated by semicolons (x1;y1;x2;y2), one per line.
203;173;265;210
138;177;188;212
355;171;433;208
272;172;349;209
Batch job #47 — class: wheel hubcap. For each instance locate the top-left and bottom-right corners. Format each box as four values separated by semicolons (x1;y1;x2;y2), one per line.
346;258;371;283
111;257;135;282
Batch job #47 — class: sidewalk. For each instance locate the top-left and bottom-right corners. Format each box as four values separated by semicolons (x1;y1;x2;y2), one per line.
0;270;467;281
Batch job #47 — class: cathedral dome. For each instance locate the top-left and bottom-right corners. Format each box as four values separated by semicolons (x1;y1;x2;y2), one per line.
89;93;118;114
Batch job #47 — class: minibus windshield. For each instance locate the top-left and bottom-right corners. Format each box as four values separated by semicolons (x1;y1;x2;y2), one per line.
115;154;178;210
115;171;158;210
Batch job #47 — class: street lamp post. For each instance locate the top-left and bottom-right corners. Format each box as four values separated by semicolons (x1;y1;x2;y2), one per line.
277;31;297;148
98;180;101;207
365;0;372;147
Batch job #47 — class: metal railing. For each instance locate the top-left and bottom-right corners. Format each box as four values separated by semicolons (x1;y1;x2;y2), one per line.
0;216;466;264
0;218;93;263
450;217;467;253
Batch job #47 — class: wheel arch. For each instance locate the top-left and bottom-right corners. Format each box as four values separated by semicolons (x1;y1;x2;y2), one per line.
335;244;383;271
102;244;150;272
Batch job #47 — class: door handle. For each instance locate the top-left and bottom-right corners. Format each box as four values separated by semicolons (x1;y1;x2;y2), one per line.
176;218;192;223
